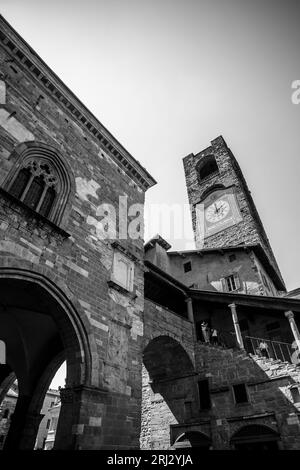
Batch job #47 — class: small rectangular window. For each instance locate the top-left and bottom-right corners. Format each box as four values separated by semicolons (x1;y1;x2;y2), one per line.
229;254;236;262
291;387;300;403
46;419;51;429
183;261;192;273
198;380;211;410
233;384;248;404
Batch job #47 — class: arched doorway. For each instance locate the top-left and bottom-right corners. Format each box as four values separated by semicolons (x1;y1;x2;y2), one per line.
141;335;196;449
231;424;280;450
143;335;194;382
0;270;90;450
173;431;211;450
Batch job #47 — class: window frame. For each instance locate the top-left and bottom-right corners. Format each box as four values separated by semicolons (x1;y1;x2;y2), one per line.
232;383;249;405
221;273;241;292
183;261;192;273
3;141;75;228
290;386;300;404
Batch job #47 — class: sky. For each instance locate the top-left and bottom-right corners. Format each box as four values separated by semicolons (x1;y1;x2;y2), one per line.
1;1;299;292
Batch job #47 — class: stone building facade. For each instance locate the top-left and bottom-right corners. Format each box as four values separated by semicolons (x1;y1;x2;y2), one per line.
141;137;300;450
0;15;156;450
0;14;300;452
142;259;300;450
145;238;283;297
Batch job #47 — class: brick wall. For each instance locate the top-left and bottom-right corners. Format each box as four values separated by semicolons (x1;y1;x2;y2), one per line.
0;18;153;449
141;308;300;450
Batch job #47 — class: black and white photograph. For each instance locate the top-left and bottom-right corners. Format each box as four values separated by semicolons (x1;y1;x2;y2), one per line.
0;0;299;460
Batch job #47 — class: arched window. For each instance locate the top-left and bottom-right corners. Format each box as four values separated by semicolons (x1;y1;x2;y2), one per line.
197;155;219;182
4;142;74;226
8;160;57;218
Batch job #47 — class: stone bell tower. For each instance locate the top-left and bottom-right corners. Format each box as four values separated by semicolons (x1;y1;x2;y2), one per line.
183;135;284;288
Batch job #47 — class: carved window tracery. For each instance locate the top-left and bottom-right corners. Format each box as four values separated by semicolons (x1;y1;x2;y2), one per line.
8;158;58;218
3;142;75;227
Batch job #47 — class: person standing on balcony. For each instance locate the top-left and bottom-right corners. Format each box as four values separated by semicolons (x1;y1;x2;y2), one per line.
259;340;269;358
211;328;218;345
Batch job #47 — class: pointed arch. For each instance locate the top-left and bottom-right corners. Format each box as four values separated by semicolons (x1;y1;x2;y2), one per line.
3;141;75;227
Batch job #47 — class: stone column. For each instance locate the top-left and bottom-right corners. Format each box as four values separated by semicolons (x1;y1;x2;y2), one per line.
3;395;31;450
285;311;300;354
19;412;44;449
228;303;244;349
185;297;194;323
185;297;197;342
55;385;120;450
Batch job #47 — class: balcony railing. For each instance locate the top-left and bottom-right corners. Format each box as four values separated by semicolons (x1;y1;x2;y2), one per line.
243;335;294;363
197;329;295;364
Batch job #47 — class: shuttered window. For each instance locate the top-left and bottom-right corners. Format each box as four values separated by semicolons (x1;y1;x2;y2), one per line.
221;273;240;292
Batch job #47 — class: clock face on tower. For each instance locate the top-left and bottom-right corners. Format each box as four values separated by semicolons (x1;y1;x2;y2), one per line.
196;188;243;238
205;199;230;223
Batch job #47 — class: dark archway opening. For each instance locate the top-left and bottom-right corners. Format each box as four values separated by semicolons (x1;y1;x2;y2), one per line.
196;155;219;182
0;275;86;450
143;336;194;383
231;424;280;451
174;431;211;450
141;336;196;449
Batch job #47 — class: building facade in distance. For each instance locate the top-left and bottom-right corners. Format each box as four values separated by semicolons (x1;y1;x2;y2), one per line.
0;383;60;450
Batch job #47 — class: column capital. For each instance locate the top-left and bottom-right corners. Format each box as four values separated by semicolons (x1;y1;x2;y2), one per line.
285;310;294;320
228;303;237;309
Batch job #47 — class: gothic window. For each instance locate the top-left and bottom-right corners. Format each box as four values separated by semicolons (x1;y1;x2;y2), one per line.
8;159;58;218
4;142;74;226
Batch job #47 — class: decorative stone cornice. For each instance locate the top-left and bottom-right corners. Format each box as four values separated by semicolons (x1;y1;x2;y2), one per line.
0;15;156;192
